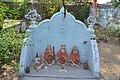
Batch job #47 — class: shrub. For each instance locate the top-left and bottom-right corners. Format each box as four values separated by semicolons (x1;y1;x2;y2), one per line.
105;24;120;38
0;2;7;30
0;28;25;71
38;0;89;21
40;0;62;19
111;0;120;8
0;1;29;30
67;0;89;22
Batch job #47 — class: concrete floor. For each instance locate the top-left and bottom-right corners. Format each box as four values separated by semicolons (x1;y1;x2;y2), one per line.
23;77;98;80
22;64;99;80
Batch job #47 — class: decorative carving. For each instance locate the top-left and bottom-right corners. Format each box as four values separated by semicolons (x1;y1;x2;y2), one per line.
87;16;96;25
87;16;96;37
25;9;40;33
25;9;42;21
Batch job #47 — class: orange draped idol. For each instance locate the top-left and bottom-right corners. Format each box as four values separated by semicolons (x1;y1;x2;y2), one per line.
70;46;80;66
44;45;54;64
57;44;68;65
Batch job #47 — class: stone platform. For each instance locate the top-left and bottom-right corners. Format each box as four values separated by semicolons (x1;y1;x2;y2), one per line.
23;64;99;80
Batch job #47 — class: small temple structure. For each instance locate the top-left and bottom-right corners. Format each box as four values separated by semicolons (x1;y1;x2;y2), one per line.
19;2;100;79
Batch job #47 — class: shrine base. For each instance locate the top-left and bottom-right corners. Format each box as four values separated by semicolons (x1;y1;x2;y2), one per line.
23;64;100;80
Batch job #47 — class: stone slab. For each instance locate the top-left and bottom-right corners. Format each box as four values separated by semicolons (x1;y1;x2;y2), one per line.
23;64;99;80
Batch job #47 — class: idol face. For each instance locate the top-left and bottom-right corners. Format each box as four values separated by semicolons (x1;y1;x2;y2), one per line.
46;45;52;53
72;46;78;54
61;48;65;53
61;45;66;53
73;49;78;54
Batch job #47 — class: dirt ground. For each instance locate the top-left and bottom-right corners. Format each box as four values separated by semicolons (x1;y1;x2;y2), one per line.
99;41;120;80
0;41;120;80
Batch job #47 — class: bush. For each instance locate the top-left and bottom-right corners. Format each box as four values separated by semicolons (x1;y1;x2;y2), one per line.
0;2;7;30
0;28;25;71
0;1;29;30
39;0;89;21
67;0;89;22
111;0;120;8
41;0;62;19
105;24;120;38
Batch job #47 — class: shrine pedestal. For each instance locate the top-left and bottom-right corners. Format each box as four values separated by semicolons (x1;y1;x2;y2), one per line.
23;64;98;80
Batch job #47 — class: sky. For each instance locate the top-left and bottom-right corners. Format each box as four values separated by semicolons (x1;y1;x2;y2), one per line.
97;0;112;4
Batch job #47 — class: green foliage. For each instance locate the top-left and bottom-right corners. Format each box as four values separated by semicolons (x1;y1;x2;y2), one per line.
17;0;29;19
105;25;120;38
0;2;7;30
0;28;25;70
40;0;62;19
38;0;89;21
3;0;29;19
0;2;20;19
0;0;25;2
111;0;120;8
0;1;29;30
68;0;89;21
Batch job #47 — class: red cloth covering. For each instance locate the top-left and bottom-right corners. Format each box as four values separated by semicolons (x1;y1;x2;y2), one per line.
44;49;53;64
70;53;80;65
92;0;98;17
57;51;68;65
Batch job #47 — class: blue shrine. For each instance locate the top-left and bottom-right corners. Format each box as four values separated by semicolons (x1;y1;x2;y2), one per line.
19;7;100;80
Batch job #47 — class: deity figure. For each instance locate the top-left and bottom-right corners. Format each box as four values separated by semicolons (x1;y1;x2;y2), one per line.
57;44;68;66
44;45;54;66
70;46;80;67
34;53;43;71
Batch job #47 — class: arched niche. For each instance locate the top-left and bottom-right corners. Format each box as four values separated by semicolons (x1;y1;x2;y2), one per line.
30;7;92;61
